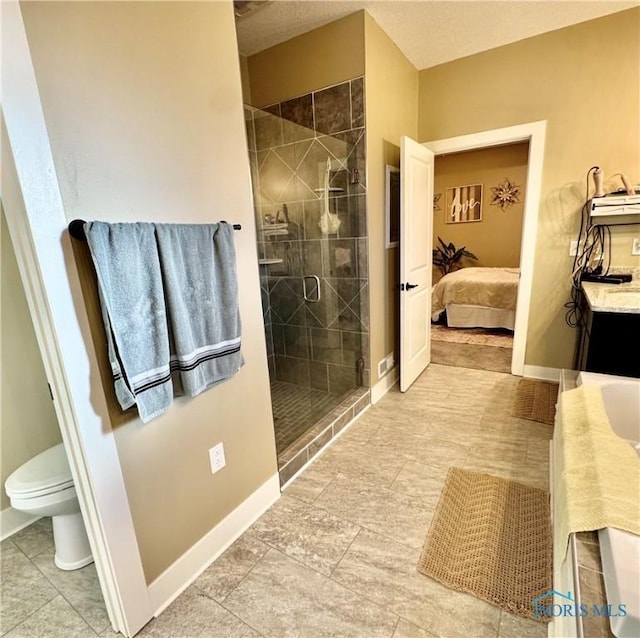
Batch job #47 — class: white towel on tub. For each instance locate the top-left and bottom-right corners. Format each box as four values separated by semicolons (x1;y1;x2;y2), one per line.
85;221;243;423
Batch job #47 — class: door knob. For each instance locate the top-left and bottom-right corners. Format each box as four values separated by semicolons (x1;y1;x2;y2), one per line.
405;283;418;290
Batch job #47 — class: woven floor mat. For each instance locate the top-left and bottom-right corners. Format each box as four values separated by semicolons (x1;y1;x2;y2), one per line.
512;378;559;425
417;468;552;622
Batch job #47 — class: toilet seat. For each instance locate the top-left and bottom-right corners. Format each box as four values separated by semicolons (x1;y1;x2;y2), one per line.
5;443;73;499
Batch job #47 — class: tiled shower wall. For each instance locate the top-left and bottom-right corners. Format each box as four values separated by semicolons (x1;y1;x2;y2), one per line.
245;77;369;394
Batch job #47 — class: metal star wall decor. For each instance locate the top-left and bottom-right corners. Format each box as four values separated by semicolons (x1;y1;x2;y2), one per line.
433;193;442;211
490;178;521;211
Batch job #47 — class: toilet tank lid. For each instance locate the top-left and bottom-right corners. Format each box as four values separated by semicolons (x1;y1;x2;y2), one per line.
5;443;73;497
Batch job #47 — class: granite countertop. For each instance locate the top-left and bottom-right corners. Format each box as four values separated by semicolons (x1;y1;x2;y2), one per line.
581;268;640;314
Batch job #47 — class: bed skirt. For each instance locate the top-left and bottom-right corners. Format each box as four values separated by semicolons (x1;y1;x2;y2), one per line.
439;303;515;331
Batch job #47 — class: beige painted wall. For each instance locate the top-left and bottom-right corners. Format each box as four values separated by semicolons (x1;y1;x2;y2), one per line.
433;142;529;276
419;8;640;369
1;210;62;511
22;1;277;583
247;11;365;107
364;13;419;383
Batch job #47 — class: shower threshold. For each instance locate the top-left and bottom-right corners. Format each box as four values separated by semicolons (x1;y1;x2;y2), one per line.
273;383;370;487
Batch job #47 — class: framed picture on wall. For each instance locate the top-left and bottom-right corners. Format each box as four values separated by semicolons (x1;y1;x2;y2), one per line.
385;165;400;248
446;183;483;223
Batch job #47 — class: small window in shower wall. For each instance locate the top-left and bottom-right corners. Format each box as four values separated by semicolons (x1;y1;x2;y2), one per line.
385;165;400;248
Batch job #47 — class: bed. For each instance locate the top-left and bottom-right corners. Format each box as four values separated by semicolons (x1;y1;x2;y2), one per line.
431;267;520;330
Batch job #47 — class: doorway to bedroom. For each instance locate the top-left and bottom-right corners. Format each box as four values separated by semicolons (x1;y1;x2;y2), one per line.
430;141;530;374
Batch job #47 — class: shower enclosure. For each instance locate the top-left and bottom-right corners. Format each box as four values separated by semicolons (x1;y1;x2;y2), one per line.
244;77;370;472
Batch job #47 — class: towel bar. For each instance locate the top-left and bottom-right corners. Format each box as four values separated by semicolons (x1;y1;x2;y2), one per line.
68;219;241;241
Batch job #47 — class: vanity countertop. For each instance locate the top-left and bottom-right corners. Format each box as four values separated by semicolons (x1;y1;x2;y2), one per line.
581;277;640;314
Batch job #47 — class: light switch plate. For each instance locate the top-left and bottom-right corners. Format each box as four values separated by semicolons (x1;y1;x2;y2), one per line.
632;238;640;256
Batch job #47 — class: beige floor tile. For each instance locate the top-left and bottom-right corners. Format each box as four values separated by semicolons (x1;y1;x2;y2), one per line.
466;432;528;458
193;532;270;602
335;416;381;445
10;365;561;638
388;462;449;502
498;610;548;637
359;410;433;437
0;540;58;635
32;549;109;634
248;494;360;575
527;438;552;462
392;619;437;637
3;595;96;638
314;474;432;549
223;548;398;638
8;518;54;560
332;528;501;638
310;439;406;487
459;458;549;491
283;461;337;503
139;586;260;637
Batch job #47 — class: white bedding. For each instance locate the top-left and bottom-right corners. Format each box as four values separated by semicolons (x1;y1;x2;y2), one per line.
432;267;520;330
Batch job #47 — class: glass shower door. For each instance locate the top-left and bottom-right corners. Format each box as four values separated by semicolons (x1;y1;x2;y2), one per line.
246;95;368;460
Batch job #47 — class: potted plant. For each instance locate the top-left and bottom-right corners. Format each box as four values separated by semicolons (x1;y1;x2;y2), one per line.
432;237;478;276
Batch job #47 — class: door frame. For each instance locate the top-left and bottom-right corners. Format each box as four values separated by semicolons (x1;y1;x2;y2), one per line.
423;121;547;376
2;4;153;635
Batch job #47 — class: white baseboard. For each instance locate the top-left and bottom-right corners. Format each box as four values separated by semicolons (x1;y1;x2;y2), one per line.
1;507;40;541
371;366;398;404
523;365;562;382
148;473;280;615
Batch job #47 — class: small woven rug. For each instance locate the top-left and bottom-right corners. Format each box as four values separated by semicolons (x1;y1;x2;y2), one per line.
417;468;552;622
512;379;559;425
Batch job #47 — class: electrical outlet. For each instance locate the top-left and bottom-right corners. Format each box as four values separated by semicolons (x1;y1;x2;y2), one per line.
209;443;226;474
632;238;640;256
569;240;579;257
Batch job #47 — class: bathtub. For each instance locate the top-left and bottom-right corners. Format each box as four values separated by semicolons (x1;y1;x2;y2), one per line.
576;372;640;638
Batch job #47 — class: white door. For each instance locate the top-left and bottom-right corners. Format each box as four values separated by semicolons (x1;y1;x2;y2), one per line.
400;136;434;392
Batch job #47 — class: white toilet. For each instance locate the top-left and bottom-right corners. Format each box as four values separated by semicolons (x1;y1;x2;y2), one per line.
5;443;93;570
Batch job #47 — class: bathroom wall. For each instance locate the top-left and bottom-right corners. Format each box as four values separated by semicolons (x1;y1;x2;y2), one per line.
246;11;365;107
1;210;62;512
433;142;529;277
363;13;419;385
418;7;640;370
21;0;277;583
246;77;369;393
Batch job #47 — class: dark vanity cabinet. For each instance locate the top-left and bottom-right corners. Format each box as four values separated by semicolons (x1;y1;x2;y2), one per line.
575;289;640;377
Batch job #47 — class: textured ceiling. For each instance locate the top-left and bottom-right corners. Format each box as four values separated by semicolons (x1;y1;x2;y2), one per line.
235;1;639;70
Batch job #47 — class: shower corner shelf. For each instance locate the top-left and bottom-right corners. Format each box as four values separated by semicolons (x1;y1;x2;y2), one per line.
258;258;284;266
313;187;344;193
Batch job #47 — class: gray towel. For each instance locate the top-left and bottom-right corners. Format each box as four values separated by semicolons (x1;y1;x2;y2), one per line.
85;222;172;422
85;221;243;423
155;223;243;397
